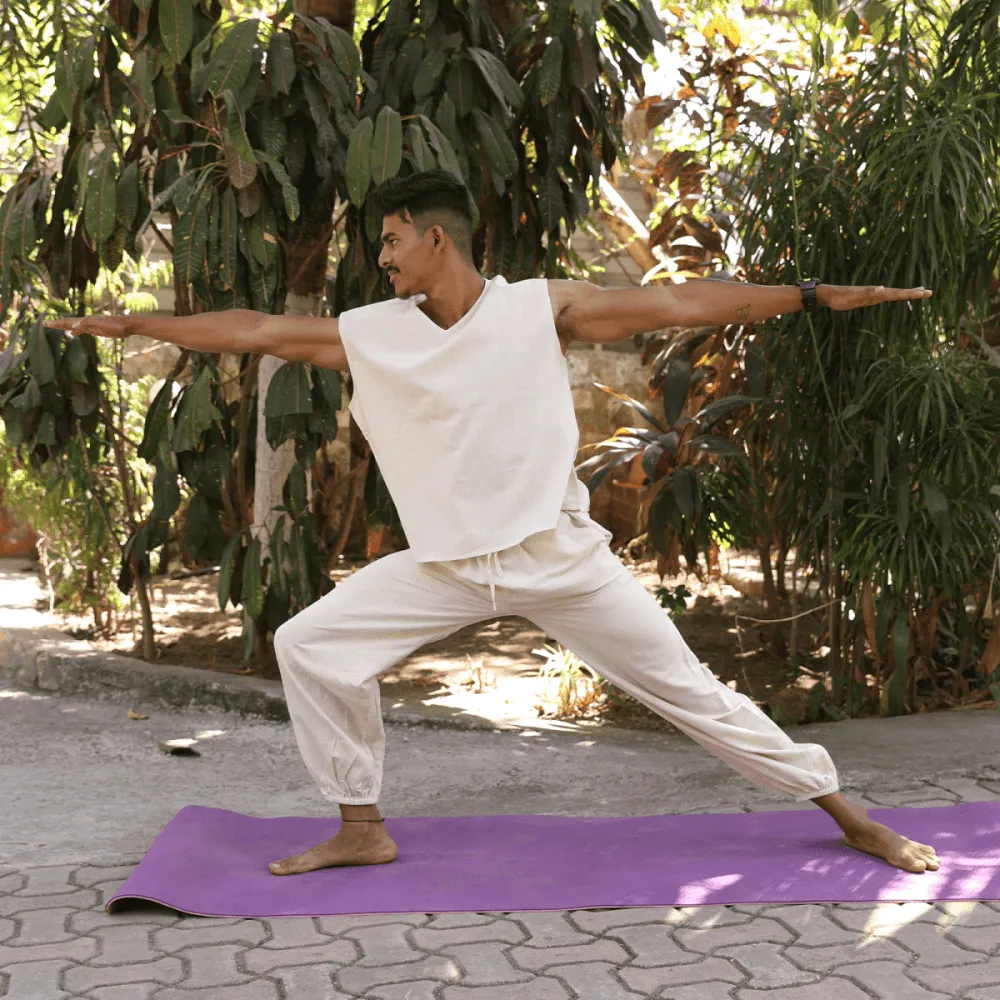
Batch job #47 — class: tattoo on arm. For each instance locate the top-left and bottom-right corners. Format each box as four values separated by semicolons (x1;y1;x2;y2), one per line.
735;304;751;322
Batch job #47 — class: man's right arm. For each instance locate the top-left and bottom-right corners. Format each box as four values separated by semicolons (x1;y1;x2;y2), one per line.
47;308;348;371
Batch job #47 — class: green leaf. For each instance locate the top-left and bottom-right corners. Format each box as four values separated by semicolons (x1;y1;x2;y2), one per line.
467;47;524;112
322;21;361;78
222;90;258;189
538;170;563;231
207;18;259;96
260;100;287;160
634;0;667;44
688;433;741;456
217;532;242;611
182;494;213;553
663;357;691;426
413;48;448;99
219;186;239;289
268;31;297;94
346;117;374;205
85;151;118;244
370;106;403;185
257;153;300;221
172;368;222;451
472;110;518;179
152;456;181;520
312;366;342;409
407;122;436;172
265;362;313;418
894;464;910;539
694;394;758;427
421;116;463;179
538;38;563;106
70;380;100;416
174;185;211;284
27;326;58;386
883;613;910;716
116;161;140;230
447;57;477;118
131;49;157;121
242;537;264;619
64;336;90;382
671;467;698;517
139;379;174;460
571;0;601;30
159;0;193;63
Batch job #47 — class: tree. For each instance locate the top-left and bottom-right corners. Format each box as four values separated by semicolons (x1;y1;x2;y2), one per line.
0;0;664;668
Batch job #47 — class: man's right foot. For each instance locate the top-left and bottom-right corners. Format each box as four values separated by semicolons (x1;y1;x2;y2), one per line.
269;822;399;875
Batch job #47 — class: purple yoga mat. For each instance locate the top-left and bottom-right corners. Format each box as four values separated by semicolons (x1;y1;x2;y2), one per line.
107;802;1000;917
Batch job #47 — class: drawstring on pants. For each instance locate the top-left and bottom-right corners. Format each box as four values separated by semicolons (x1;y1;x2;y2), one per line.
480;550;504;610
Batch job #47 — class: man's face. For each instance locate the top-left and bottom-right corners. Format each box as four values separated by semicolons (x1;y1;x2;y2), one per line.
378;212;433;298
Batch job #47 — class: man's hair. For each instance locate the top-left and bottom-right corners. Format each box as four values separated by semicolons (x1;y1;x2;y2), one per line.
368;170;476;259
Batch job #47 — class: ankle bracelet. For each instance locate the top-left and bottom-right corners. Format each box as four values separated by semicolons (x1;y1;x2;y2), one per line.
340;818;385;823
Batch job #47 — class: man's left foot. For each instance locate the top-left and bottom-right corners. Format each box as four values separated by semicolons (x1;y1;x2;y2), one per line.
842;819;940;873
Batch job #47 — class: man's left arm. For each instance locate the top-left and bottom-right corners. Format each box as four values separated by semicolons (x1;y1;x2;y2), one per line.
548;278;933;345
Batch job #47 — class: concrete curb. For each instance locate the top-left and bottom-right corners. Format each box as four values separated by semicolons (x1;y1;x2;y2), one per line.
0;625;508;732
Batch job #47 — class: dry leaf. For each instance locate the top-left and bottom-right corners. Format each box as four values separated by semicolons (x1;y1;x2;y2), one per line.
158;739;201;756
127;708;149;720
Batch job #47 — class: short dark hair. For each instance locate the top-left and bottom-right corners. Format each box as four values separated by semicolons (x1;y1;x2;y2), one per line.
368;170;476;259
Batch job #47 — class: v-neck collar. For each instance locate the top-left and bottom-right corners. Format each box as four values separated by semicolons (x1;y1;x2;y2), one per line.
414;276;492;333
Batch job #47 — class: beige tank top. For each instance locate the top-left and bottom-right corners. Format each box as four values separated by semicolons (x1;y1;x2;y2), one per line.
338;275;586;563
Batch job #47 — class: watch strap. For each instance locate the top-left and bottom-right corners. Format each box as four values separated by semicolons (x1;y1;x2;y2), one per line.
798;279;819;312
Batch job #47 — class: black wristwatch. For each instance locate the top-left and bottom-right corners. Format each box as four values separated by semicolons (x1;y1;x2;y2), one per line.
798;279;820;312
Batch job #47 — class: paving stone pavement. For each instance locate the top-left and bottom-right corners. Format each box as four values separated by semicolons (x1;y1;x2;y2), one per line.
2;775;999;1000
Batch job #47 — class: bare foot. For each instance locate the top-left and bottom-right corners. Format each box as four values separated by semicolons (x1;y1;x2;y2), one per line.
843;819;940;873
269;822;399;875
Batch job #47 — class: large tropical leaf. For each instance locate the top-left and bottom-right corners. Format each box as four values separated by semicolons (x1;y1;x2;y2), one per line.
84;151;117;244
265;362;313;418
370;106;403;185
346;117;374;205
206;19;259;96
158;0;193;63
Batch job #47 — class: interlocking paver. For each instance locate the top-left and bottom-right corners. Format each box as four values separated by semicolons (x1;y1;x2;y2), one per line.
367;979;441;1000
0;958;74;1000
87;922;164;964
836;960;952;999
886;920;985;965
783;937;913;972
63;955;183;993
269;963;350;999
508;911;593;946
338;955;462;993
71;864;139;888
932;901;1000;929
717;942;819;988
737;980;870;999
548;960;641;1000
442;978;570;1000
908;957;1000;993
350;921;432;965
0;873;27;894
0;934;96;964
0;888;98;915
928;777;999;802
153;918;267;952
87;983;161;999
0;917;14;943
947;923;1000;954
426;914;498;929
183;942;255;987
259;916;332;948
672;906;756;930
70;907;181;932
603;922;701;966
510;938;628;972
440;941;533;985
863;788;957;807
242;938;358;972
153;982;279;999
618;956;745;992
317;912;429;934
657;986;736;1000
14;864;78;895
674;916;793;953
765;904;859;946
571;907;683;933
829;900;935;934
5;905;75;944
412;918;524;950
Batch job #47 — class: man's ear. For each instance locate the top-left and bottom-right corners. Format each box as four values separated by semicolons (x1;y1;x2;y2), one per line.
431;224;447;251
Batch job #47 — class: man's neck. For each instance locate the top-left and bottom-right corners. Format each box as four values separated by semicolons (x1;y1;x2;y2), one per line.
417;266;487;330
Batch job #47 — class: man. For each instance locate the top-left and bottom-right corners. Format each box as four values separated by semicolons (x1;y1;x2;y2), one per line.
54;170;938;878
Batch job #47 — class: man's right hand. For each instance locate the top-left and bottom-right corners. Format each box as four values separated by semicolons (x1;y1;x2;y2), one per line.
46;316;135;339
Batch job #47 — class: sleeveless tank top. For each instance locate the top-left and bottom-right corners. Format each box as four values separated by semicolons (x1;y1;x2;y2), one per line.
337;275;585;563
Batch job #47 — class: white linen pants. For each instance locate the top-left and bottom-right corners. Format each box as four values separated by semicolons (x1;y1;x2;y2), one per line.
273;506;840;806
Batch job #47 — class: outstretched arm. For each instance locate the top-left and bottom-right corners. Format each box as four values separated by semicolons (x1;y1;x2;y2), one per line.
549;278;933;345
46;309;348;371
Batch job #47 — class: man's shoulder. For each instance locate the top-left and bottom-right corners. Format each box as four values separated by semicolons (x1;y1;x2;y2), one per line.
341;297;412;321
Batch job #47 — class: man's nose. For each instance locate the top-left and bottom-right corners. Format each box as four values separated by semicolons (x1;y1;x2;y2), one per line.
378;247;390;268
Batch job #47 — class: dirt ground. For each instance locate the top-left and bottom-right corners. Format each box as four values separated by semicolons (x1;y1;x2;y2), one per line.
52;550;829;732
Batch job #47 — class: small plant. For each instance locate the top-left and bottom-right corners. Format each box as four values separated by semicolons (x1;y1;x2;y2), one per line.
531;643;606;719
656;583;692;616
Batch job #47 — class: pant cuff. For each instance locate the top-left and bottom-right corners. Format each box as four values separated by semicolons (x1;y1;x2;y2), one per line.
320;788;380;806
793;781;840;802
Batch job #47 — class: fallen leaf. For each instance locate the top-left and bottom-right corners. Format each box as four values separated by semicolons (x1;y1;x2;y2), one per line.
127;708;149;720
158;739;201;756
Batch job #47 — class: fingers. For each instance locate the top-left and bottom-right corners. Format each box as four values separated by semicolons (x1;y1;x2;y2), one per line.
44;318;82;331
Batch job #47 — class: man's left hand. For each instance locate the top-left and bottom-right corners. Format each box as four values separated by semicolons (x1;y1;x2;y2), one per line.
818;284;933;311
